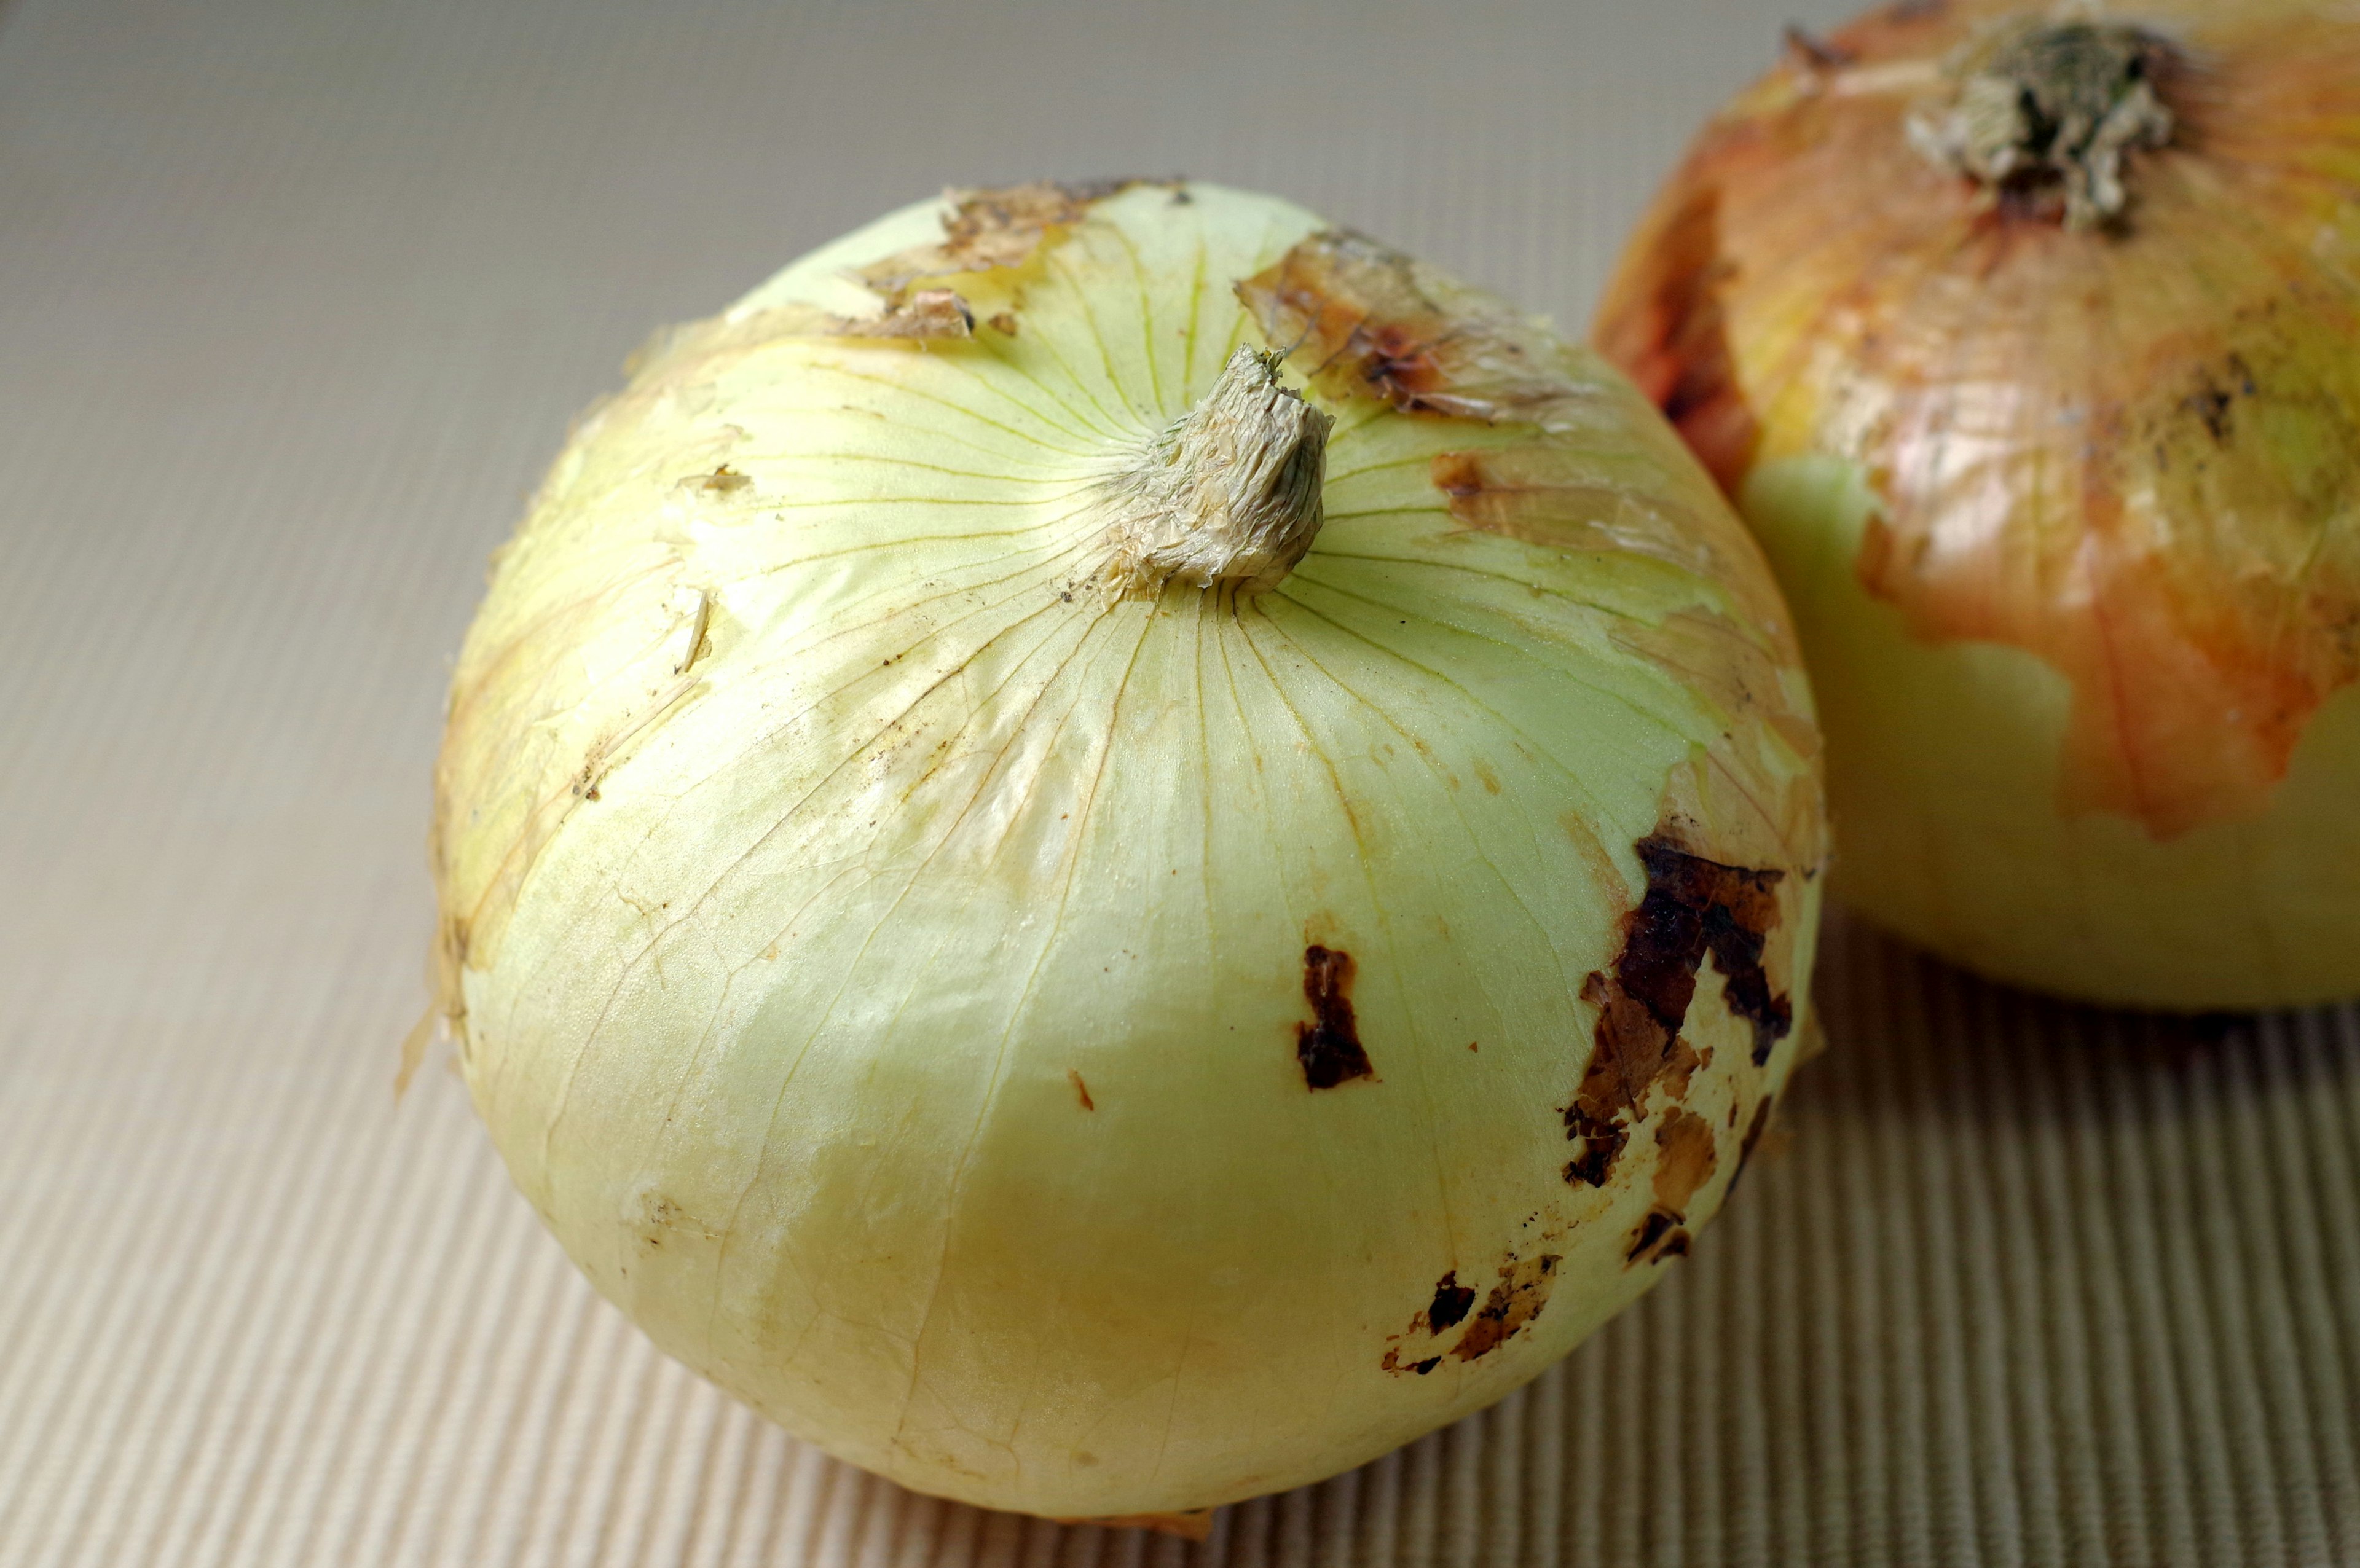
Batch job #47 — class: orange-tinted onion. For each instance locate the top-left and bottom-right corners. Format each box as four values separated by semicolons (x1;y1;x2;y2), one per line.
1597;0;2360;1008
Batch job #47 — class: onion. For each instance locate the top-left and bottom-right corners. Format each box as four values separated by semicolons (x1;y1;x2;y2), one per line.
423;180;1824;1525
1598;0;2360;1009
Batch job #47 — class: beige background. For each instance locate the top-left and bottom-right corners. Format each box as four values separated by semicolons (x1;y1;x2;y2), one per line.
3;0;2356;1563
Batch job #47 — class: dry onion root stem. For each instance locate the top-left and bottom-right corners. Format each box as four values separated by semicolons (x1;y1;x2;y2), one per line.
1905;14;2178;229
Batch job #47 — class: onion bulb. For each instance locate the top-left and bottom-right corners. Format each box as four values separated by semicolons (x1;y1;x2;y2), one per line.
1597;0;2360;1009
423;180;1824;1526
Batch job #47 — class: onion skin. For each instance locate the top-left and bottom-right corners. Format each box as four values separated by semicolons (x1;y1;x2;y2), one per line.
1597;0;2360;1009
427;181;1823;1520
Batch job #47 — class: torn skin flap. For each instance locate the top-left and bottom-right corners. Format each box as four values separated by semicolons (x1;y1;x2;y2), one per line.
772;181;1158;344
1236;229;1587;428
862;179;1146;294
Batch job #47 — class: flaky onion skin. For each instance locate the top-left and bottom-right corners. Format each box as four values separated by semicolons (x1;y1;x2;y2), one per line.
427;182;1823;1523
1599;0;2360;1009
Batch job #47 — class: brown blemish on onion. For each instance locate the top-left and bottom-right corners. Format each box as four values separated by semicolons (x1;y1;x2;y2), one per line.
1384;1250;1563;1375
1561;1115;1629;1188
1634;834;1792;1066
1617;1110;1717;1268
1067;1069;1095;1111
1296;945;1373;1089
2179;353;2257;447
782;180;1161;343
1626;1211;1675;1261
1651;1107;1720;1215
829;288;975;340
1564;831;1789;1187
1241;227;1795;638
1449;1253;1561;1362
1425;1270;1477;1331
636;1190;720;1256
1428;449;1722;582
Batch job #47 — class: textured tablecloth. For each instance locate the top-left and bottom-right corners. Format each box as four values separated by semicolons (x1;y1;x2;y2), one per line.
4;1;2356;1563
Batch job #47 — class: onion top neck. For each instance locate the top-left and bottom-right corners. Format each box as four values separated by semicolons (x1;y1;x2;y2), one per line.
1092;346;1334;599
1911;17;2177;230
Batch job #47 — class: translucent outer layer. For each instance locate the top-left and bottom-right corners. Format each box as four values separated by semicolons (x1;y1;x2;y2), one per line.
428;182;1823;1520
1597;0;2360;1008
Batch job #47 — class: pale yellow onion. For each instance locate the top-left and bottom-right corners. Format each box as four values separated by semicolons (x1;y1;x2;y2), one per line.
423;181;1823;1524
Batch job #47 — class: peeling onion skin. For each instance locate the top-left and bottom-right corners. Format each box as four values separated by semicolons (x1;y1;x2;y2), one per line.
1597;0;2360;1009
428;182;1823;1521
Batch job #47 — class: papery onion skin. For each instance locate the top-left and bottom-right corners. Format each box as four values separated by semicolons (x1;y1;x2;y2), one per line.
1597;0;2360;1009
426;181;1823;1521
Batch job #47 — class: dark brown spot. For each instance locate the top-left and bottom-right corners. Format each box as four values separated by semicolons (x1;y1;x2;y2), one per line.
1623;1207;1699;1263
1425;1271;1476;1331
2186;377;2234;444
1296;945;1373;1089
1625;836;1790;1064
1450;1253;1560;1362
1626;1209;1677;1263
1412;1357;1441;1375
1561;1109;1627;1188
1562;833;1789;1186
1067;1068;1095;1111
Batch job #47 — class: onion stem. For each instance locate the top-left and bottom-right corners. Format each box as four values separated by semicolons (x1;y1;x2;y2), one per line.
1908;18;2177;229
1093;346;1334;597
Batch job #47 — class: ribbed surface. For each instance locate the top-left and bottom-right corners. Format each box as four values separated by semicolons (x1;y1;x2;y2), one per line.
1;0;2354;1562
